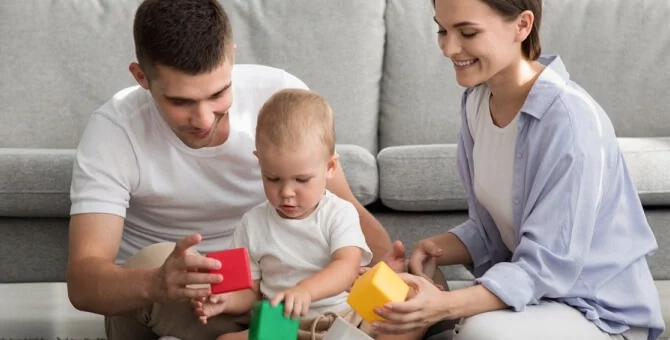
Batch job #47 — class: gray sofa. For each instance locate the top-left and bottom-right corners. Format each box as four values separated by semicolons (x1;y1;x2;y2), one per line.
1;0;668;338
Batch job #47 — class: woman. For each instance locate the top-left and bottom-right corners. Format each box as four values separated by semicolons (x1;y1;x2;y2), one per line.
372;0;664;339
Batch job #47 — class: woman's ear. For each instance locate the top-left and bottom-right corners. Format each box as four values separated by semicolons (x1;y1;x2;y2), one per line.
515;10;535;43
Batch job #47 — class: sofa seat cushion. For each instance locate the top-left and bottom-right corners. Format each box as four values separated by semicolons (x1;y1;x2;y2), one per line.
378;144;464;211
0;145;378;218
378;138;670;212
0;148;74;217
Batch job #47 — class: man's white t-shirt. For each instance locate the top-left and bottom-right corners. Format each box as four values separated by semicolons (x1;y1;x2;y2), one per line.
467;84;518;252
70;64;309;263
231;190;373;317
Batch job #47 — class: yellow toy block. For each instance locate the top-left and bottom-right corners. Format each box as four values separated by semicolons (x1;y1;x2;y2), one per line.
346;261;410;324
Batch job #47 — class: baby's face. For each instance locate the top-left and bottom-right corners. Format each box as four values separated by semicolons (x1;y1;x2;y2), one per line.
255;142;336;219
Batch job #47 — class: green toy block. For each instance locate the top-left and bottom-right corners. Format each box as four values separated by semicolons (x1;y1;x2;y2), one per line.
248;300;300;340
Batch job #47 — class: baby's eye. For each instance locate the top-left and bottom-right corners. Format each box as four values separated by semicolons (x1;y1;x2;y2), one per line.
266;177;280;182
296;178;310;183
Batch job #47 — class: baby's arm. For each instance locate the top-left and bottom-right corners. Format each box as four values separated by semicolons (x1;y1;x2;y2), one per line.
270;246;362;318
296;246;362;301
193;279;261;323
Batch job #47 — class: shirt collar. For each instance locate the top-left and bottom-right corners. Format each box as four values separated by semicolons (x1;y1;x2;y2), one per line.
520;54;570;120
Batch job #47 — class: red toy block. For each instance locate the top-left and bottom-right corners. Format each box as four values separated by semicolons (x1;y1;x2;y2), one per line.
206;247;253;294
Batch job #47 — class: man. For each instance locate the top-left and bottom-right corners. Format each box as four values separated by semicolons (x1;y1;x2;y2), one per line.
66;0;450;339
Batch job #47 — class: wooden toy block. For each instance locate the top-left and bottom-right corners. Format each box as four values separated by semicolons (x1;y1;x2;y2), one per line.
249;300;300;340
324;316;373;340
346;261;410;324
206;247;253;294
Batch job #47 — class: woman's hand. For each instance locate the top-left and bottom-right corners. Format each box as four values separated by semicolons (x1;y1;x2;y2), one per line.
372;273;457;335
408;238;443;283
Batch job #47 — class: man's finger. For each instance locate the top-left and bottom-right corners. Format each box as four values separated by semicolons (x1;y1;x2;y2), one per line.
175;271;223;287
179;287;212;300
181;254;221;271
173;234;202;256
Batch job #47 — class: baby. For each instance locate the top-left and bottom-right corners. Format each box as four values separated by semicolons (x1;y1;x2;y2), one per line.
192;89;425;340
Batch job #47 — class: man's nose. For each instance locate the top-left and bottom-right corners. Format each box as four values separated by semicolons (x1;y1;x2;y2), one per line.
190;102;215;129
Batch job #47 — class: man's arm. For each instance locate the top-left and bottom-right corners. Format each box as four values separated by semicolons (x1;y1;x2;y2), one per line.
326;165;391;264
67;214;219;316
67;213;158;315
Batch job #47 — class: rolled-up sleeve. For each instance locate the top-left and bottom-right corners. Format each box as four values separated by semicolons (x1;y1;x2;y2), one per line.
475;101;604;311
449;218;491;273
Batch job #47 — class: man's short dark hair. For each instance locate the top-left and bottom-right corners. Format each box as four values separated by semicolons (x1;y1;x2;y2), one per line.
133;0;234;79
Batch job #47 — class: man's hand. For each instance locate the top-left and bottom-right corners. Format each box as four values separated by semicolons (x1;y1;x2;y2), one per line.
150;234;223;303
270;285;312;319
191;293;231;324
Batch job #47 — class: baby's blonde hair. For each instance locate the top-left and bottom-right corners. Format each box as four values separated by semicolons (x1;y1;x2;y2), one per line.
256;88;335;156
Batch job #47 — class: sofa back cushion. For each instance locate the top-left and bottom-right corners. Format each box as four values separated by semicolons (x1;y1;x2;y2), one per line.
0;1;385;153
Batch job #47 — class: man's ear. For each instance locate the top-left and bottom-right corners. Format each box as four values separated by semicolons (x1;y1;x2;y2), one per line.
326;154;339;179
129;62;150;90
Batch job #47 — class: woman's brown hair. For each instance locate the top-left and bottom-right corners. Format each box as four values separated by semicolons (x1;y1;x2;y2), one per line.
480;0;543;60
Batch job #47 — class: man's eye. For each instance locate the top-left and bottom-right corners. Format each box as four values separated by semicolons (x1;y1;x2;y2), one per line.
171;100;188;106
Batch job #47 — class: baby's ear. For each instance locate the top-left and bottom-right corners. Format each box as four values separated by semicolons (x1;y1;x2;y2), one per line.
326;154;339;178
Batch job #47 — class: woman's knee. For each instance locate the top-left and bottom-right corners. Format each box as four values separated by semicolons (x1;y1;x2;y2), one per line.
452;312;513;340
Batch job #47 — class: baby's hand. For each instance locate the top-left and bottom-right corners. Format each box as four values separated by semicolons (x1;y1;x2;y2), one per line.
270;286;312;319
190;293;231;324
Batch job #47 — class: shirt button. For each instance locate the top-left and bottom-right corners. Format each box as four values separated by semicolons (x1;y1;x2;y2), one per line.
516;153;522;159
514;199;520;205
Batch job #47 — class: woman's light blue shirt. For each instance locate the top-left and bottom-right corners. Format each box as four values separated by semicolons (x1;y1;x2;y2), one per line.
449;55;665;339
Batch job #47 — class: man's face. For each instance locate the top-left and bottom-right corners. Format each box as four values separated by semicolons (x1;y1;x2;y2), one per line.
137;59;234;149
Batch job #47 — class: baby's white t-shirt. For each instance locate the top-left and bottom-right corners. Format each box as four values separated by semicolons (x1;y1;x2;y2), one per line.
231;190;373;317
69;64;308;262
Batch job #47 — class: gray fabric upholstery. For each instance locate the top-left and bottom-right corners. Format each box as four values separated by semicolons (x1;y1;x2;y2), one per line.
0;218;69;283
541;0;670;138
0;1;139;149
336;144;379;206
0;149;74;217
380;0;463;148
617;138;670;206
220;0;386;153
377;145;466;212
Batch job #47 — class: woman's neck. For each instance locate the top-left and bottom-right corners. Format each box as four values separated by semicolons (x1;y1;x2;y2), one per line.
486;58;544;127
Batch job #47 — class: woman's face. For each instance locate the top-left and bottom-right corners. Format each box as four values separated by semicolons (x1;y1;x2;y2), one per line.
434;0;526;87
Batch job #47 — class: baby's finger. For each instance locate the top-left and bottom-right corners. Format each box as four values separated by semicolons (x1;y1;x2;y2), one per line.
271;292;285;307
283;295;295;317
